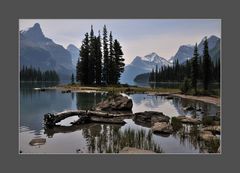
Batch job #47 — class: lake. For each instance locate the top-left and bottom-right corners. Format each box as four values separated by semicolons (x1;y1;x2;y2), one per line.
20;82;220;154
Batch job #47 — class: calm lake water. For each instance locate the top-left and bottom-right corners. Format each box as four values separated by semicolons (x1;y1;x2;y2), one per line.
20;82;220;154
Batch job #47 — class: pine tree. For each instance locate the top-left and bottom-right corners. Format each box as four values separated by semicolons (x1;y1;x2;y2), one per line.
95;31;102;85
191;43;199;94
88;25;96;84
102;25;109;84
175;59;180;82
108;31;114;84
149;68;154;82
80;32;90;85
202;37;211;91
113;39;125;84
71;73;75;84
185;59;191;78
76;58;81;83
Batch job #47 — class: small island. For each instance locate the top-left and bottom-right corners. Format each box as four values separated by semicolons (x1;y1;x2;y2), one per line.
20;19;221;154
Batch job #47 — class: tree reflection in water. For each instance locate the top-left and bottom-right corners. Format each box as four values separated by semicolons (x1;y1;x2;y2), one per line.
81;123;162;153
176;124;220;153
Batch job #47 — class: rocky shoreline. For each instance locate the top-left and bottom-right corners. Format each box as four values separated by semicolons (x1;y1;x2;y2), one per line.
36;85;220;107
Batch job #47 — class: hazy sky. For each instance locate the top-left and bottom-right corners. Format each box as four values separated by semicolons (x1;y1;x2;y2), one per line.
19;19;221;64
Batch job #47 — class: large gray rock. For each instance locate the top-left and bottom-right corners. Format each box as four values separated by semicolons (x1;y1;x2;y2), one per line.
134;111;170;127
95;95;133;111
151;122;173;134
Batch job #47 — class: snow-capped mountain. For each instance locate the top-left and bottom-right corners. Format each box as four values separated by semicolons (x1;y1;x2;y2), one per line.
120;52;171;84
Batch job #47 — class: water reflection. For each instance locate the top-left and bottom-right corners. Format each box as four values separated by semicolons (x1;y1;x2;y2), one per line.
76;92;107;110
20;83;220;153
20;82;72;135
130;94;219;119
76;123;162;153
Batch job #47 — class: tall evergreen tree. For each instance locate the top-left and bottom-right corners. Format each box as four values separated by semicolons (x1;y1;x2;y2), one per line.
113;39;125;84
175;59;180;82
191;43;199;94
149;68;154;82
102;25;109;84
202;37;211;91
88;25;96;84
71;73;75;84
108;31;115;84
95;31;102;85
76;58;81;82
185;59;191;78
79;32;90;85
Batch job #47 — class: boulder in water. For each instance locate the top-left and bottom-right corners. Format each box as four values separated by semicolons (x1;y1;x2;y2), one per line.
151;122;173;134
95;94;133;111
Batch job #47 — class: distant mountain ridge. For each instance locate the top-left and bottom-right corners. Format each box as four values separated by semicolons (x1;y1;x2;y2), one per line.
122;35;220;84
20;23;73;80
172;35;220;64
67;44;80;71
120;52;171;84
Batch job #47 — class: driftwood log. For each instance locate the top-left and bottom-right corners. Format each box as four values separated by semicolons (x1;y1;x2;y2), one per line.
44;110;134;127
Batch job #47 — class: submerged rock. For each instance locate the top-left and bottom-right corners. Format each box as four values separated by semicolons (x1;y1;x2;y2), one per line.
119;147;155;154
175;115;201;124
134;111;170;127
95;94;133;111
29;138;46;146
151;122;173;134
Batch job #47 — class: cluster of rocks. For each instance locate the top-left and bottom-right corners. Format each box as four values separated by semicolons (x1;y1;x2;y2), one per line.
43;94;221;146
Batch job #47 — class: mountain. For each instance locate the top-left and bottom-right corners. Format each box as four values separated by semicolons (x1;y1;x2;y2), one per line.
209;39;220;63
67;44;79;70
20;23;73;81
120;52;171;84
172;35;220;64
173;45;194;64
